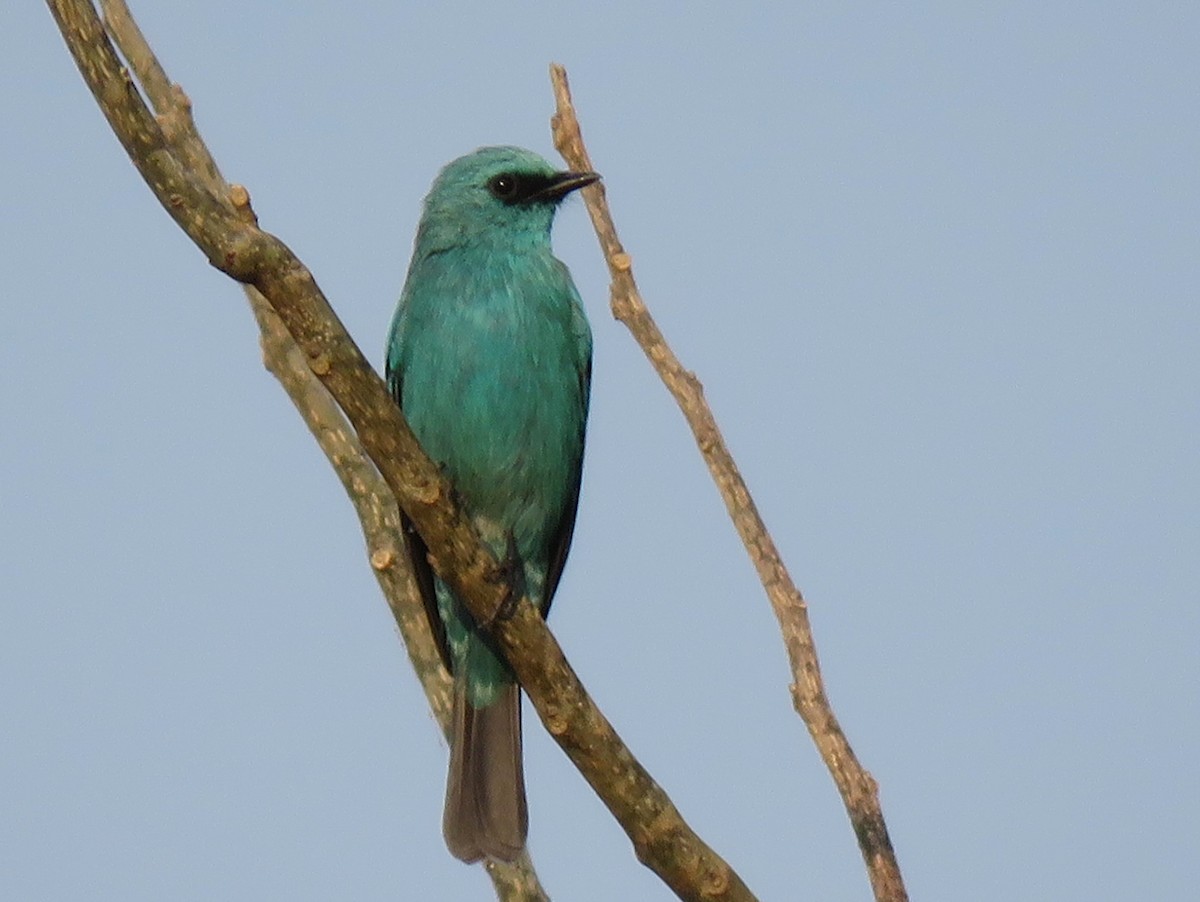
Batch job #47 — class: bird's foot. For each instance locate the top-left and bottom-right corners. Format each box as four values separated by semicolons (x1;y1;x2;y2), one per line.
487;531;526;626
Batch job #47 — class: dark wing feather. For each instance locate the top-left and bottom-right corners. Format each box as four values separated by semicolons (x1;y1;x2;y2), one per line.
387;360;453;674
541;357;592;618
401;512;453;673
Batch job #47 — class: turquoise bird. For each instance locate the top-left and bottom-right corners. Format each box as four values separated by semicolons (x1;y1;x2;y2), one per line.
386;146;596;862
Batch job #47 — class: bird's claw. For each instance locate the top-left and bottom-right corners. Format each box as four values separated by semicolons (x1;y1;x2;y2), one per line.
488;531;526;625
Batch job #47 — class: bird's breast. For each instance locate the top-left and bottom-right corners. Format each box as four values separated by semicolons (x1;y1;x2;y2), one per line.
396;254;588;553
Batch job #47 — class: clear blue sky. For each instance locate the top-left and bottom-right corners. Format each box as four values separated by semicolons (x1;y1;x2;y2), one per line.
3;3;1197;900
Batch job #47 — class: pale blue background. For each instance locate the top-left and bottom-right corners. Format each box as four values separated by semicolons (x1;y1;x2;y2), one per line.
3;3;1198;900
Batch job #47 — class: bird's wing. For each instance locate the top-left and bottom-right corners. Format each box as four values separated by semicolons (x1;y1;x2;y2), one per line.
387;360;454;674
400;511;453;673
540;355;592;618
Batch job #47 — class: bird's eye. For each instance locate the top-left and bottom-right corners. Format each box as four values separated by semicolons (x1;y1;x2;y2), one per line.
488;174;518;200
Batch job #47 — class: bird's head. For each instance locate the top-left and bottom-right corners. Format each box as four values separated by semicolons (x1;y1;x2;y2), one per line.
414;146;599;254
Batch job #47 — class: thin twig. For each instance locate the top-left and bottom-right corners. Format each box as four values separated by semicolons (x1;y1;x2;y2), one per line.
48;2;755;899
548;63;910;902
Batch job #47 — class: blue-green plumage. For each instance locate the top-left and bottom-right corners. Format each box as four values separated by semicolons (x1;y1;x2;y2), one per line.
385;147;595;862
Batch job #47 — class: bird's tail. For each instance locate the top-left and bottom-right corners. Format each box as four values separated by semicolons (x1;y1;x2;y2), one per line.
443;682;527;863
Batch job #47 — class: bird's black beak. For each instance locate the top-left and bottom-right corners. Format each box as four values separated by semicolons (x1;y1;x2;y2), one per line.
527;170;601;204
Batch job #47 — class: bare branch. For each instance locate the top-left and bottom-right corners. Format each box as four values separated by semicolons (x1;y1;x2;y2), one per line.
94;1;547;896
97;0;453;722
549;63;910;902
47;2;754;899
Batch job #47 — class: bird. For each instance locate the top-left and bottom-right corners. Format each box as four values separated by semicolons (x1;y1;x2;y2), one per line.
385;146;597;862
